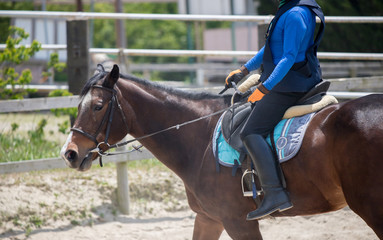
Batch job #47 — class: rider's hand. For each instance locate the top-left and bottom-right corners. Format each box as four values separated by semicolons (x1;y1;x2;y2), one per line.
225;66;249;88
248;83;270;103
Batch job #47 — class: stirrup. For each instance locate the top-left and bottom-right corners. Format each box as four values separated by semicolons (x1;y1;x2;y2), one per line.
241;169;262;197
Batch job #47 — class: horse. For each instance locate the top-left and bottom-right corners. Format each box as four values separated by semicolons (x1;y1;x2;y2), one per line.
61;64;383;239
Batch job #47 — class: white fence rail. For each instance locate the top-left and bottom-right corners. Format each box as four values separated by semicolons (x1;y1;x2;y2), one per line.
0;150;153;175
2;10;383;23
1;11;383;62
3;44;383;61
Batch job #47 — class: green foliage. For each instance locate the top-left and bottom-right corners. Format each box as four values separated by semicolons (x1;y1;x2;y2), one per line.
48;89;77;118
29;215;44;228
257;0;383;53
0;121;61;162
46;4;75;12
257;0;279;14
0;26;66;98
92;3;188;52
1;27;41;63
47;52;66;72
0;26;41;99
316;0;383;53
48;89;77;134
206;21;232;29
27;119;47;140
42;52;66;78
91;2;190;81
11;123;19;132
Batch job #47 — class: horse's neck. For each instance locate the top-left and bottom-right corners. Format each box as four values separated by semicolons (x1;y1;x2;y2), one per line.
118;79;226;176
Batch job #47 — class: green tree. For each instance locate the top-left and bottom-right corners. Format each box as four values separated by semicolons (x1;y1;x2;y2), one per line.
42;52;66;81
0;26;41;99
48;89;76;134
257;0;383;53
317;0;383;53
91;3;190;81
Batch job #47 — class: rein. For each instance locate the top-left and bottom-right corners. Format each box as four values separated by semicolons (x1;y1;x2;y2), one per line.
71;84;245;167
105;101;245;150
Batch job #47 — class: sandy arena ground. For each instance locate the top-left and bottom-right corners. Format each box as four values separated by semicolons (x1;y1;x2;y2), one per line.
0;163;378;240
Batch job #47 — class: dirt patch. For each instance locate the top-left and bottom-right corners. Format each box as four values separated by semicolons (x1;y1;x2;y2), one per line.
0;164;378;240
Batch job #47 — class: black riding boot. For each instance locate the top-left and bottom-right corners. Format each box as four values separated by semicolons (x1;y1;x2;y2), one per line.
243;134;293;220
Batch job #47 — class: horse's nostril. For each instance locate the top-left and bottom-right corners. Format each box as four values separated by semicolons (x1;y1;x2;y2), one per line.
65;150;77;162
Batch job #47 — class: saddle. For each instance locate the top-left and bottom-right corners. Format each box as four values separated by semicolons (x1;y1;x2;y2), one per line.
221;80;333;154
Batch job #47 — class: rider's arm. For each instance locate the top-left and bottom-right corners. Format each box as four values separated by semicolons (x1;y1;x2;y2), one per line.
244;46;265;72
262;10;308;91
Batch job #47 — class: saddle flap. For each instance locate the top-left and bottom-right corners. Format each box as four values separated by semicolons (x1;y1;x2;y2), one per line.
221;102;252;152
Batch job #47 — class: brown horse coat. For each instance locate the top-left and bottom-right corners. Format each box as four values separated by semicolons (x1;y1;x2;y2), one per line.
61;65;383;239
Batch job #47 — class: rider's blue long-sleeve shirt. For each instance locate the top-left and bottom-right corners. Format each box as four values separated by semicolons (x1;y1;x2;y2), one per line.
244;6;316;91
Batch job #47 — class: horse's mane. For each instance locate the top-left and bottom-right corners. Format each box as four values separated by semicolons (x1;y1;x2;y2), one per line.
80;70;108;97
80;65;231;105
119;73;228;102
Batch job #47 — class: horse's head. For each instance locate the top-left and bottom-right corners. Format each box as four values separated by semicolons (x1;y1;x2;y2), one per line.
61;64;130;171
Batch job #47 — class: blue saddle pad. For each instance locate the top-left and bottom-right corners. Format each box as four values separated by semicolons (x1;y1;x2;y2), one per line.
212;112;315;166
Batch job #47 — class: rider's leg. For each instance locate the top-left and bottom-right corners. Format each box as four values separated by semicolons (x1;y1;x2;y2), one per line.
240;91;305;220
242;134;292;220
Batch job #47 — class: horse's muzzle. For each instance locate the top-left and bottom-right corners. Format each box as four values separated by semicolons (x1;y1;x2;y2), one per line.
60;132;96;171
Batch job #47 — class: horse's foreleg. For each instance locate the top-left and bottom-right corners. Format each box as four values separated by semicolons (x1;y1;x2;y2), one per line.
192;213;224;240
222;218;263;240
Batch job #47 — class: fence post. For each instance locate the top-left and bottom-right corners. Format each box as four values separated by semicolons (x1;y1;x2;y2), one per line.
116;161;130;214
66;20;90;95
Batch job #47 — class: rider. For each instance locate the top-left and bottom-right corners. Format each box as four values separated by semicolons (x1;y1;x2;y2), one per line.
225;0;325;220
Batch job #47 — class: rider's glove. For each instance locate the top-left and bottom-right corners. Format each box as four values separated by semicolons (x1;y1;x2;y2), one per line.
225;66;249;88
248;83;270;103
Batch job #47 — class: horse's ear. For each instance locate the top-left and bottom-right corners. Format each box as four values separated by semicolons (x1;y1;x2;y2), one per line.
103;64;119;89
96;64;105;73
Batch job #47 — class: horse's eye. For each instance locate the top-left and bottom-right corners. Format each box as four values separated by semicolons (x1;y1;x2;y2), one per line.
94;105;103;111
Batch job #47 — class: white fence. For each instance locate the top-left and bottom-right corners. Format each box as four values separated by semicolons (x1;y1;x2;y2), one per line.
2;43;383;61
1;10;383;62
2;10;383;22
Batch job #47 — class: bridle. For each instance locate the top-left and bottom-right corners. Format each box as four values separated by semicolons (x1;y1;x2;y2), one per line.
70;84;135;167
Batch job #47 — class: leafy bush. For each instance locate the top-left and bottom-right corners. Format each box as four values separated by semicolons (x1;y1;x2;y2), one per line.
48;89;77;134
0;26;41;99
0;120;61;162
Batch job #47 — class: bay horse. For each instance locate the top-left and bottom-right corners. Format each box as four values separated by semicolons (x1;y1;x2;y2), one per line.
61;64;383;239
